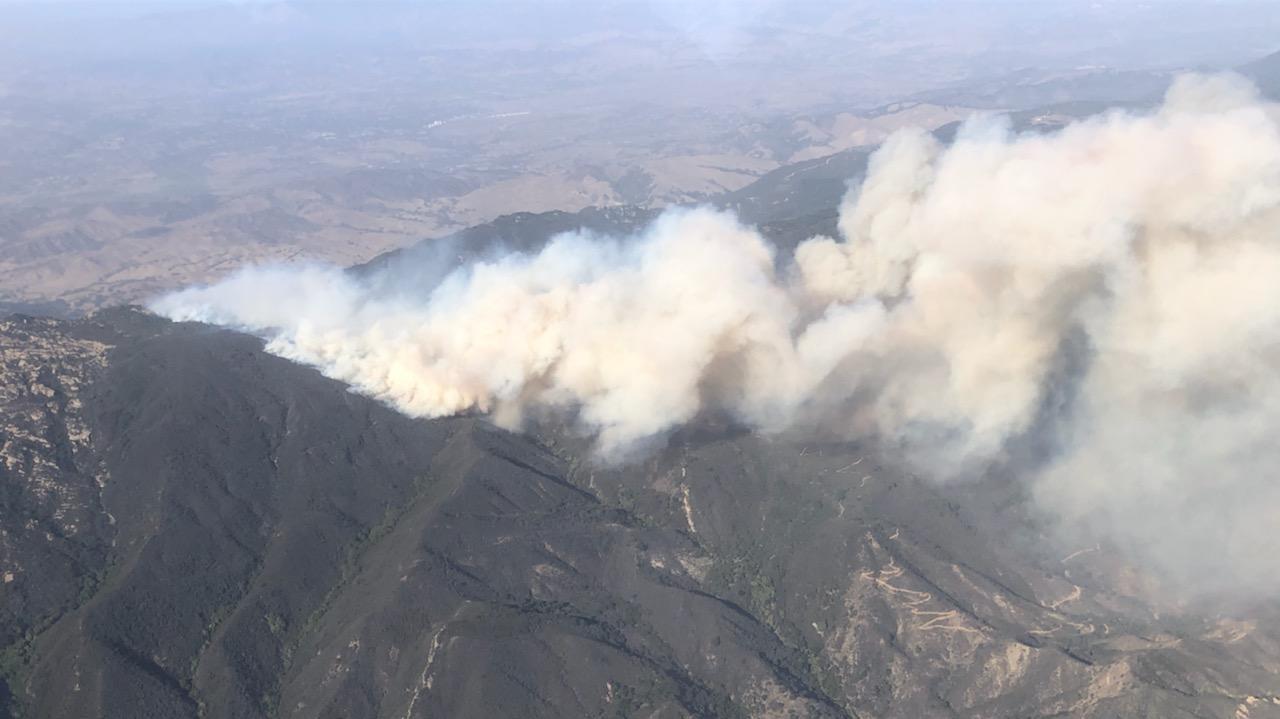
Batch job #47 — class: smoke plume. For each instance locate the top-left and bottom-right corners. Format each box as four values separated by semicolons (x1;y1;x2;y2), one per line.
155;74;1280;598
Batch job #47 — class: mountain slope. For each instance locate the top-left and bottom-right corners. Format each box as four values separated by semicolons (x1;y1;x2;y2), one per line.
3;309;1280;718
0;312;841;718
1243;49;1280;98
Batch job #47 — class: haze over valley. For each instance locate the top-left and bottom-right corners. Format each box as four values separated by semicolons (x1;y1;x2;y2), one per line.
5;3;1280;718
3;0;1278;311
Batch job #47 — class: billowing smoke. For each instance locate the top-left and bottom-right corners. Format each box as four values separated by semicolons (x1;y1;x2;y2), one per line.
155;74;1280;598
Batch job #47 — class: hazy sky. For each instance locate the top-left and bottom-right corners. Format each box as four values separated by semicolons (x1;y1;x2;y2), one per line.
3;0;1278;63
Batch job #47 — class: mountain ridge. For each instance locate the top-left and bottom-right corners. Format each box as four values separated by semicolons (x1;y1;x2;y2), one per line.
3;307;1280;717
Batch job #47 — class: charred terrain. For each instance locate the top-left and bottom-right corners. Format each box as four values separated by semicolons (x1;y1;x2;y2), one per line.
7;110;1280;719
7;308;1280;719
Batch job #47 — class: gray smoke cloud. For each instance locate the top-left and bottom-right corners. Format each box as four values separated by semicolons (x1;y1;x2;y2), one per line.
155;73;1280;599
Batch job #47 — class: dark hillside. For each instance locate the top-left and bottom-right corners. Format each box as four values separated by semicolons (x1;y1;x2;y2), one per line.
1243;50;1280;97
3;309;1280;717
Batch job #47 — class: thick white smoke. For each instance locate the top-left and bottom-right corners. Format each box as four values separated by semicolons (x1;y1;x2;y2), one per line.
155;74;1280;598
153;210;887;455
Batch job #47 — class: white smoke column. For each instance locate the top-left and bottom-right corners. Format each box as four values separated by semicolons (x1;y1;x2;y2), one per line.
796;73;1280;595
155;209;884;457
156;73;1280;597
